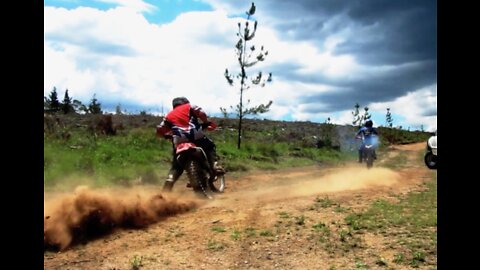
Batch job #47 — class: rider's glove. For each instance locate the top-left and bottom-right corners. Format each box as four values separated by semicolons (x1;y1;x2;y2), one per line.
202;121;217;131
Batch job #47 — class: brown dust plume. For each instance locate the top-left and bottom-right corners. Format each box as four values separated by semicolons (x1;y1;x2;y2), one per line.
44;186;199;251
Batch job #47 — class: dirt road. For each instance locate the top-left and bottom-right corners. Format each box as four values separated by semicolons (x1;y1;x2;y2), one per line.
44;142;436;269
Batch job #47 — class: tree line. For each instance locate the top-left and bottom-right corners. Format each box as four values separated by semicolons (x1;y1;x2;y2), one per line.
44;87;102;114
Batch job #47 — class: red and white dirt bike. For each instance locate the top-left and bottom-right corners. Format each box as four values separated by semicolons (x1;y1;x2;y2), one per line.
174;123;225;199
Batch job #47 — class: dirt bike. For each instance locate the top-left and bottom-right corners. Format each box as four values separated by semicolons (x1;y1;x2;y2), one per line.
175;123;226;199
356;134;378;169
424;132;437;169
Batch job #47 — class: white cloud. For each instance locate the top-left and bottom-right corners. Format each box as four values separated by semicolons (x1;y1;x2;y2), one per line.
370;84;437;131
97;0;156;13
44;3;436;131
45;5;356;115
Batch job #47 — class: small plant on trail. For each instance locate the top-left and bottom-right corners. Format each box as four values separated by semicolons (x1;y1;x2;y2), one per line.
375;257;388;266
244;227;257;237
295;215;305;226
259;229;274;237
393;253;405;264
130;255;143;270
206;240;225;251
315;196;335;208
312;222;326;230
339;229;351;242
355;260;369;269
410;251;426;267
211;226;226;233
231;229;241;240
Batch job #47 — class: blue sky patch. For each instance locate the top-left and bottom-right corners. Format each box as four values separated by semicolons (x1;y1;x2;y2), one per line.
45;0;214;24
44;0;117;11
144;0;213;24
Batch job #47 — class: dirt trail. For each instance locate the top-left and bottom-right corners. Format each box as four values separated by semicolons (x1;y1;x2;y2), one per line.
44;142;435;270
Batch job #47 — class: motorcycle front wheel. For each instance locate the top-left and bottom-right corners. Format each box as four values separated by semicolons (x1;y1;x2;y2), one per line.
424;152;437;169
364;148;374;169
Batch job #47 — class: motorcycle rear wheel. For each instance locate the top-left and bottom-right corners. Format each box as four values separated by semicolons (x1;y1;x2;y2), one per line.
186;160;210;197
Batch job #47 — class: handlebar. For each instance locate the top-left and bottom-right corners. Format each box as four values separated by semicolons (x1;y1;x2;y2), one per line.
201;121;217;131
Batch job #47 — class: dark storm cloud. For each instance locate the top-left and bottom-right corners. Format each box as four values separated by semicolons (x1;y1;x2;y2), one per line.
217;0;436;63
259;0;437;66
421;107;437;117
214;0;436;113
270;58;435;113
335;0;436;65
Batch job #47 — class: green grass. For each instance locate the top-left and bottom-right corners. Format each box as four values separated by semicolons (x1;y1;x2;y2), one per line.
130;255;143;270
44;114;431;189
206;240;225;251
230;229;241;240
345;175;437;267
44;127;171;189
44;126;352;189
211;226;226;233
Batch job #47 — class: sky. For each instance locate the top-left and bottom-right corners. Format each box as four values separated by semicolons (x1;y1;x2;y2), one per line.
44;0;437;131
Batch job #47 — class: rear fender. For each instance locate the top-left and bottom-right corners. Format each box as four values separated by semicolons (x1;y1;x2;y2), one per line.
176;143;209;166
176;142;197;153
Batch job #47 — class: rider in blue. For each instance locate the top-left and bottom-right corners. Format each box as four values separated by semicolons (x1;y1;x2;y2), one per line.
355;120;378;163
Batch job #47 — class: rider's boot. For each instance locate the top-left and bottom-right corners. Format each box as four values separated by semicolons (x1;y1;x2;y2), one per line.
163;181;174;192
162;173;177;192
358;150;363;163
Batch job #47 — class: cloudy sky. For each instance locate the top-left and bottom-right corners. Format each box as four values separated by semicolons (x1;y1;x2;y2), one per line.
44;0;437;131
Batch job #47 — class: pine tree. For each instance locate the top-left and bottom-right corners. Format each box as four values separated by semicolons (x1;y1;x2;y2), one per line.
352;103;361;126
223;2;273;149
88;94;102;114
115;103;122;115
363;107;371;122
386;108;393;127
45;87;60;113
61;89;74;114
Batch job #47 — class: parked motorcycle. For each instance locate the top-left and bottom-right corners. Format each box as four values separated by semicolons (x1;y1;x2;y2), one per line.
175;123;225;199
424;132;437;169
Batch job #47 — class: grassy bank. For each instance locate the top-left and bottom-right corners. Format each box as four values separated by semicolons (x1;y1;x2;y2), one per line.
44;114;430;190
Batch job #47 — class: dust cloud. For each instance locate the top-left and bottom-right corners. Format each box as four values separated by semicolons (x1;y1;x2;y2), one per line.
213;166;401;206
44;186;200;251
